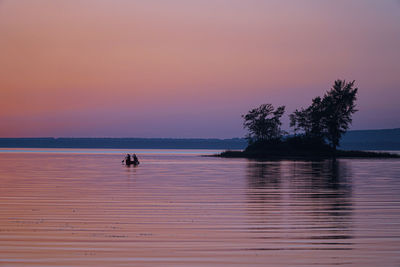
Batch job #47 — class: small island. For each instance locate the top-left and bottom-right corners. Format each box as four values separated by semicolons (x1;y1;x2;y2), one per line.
217;80;399;159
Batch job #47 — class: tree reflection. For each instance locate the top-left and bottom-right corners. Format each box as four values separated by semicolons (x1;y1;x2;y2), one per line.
245;159;353;248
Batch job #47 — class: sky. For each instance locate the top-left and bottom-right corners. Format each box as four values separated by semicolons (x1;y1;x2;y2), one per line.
0;0;399;138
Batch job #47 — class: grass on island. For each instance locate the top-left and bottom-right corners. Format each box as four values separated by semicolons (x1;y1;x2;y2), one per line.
215;137;400;159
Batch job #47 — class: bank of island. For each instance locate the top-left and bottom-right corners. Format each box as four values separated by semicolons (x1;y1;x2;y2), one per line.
216;80;399;159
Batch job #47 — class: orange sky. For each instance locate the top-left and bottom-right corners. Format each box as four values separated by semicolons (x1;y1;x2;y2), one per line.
1;0;400;137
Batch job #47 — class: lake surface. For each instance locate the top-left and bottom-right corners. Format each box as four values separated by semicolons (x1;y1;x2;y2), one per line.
1;149;400;266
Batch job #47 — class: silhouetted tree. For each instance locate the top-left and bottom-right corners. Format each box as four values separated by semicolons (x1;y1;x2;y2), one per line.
290;96;325;140
322;80;358;150
290;79;358;151
242;104;285;143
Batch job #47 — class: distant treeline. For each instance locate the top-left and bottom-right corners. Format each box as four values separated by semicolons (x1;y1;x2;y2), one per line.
0;129;399;150
339;128;400;151
0;138;247;150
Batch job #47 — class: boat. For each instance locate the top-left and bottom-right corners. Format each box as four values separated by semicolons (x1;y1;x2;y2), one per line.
124;160;140;166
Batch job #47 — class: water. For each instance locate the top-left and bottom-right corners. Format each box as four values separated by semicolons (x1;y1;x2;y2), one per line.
1;149;400;266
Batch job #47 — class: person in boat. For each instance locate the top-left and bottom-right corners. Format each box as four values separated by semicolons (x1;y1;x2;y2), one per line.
124;154;132;164
132;154;140;165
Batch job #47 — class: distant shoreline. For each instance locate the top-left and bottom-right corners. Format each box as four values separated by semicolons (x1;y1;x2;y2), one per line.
0;138;246;150
1;128;400;150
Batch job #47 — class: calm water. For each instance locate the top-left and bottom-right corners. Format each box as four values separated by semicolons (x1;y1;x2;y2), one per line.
1;149;400;266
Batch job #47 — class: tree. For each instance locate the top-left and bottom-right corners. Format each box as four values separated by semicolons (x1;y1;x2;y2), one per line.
289;79;358;151
242;104;285;143
290;96;325;140
322;80;358;150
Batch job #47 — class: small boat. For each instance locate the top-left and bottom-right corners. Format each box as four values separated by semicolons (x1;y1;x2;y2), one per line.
122;154;140;166
124;160;140;166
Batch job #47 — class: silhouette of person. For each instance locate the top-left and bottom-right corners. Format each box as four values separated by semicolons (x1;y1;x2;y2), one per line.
132;154;139;165
125;154;132;164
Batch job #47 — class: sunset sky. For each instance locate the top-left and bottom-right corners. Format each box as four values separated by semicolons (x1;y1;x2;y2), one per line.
1;0;399;138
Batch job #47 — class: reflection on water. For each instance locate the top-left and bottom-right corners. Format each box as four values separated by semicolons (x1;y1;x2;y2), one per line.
0;150;400;266
246;161;353;250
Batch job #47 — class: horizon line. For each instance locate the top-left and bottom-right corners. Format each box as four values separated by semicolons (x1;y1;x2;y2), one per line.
1;127;399;139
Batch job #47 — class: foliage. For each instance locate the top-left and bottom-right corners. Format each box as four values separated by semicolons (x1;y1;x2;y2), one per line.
222;79;397;158
290;96;325;140
289;79;358;150
322;80;358;150
242;104;286;143
242;80;358;153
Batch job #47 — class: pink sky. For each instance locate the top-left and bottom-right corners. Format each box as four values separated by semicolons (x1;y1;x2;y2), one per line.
1;0;399;138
